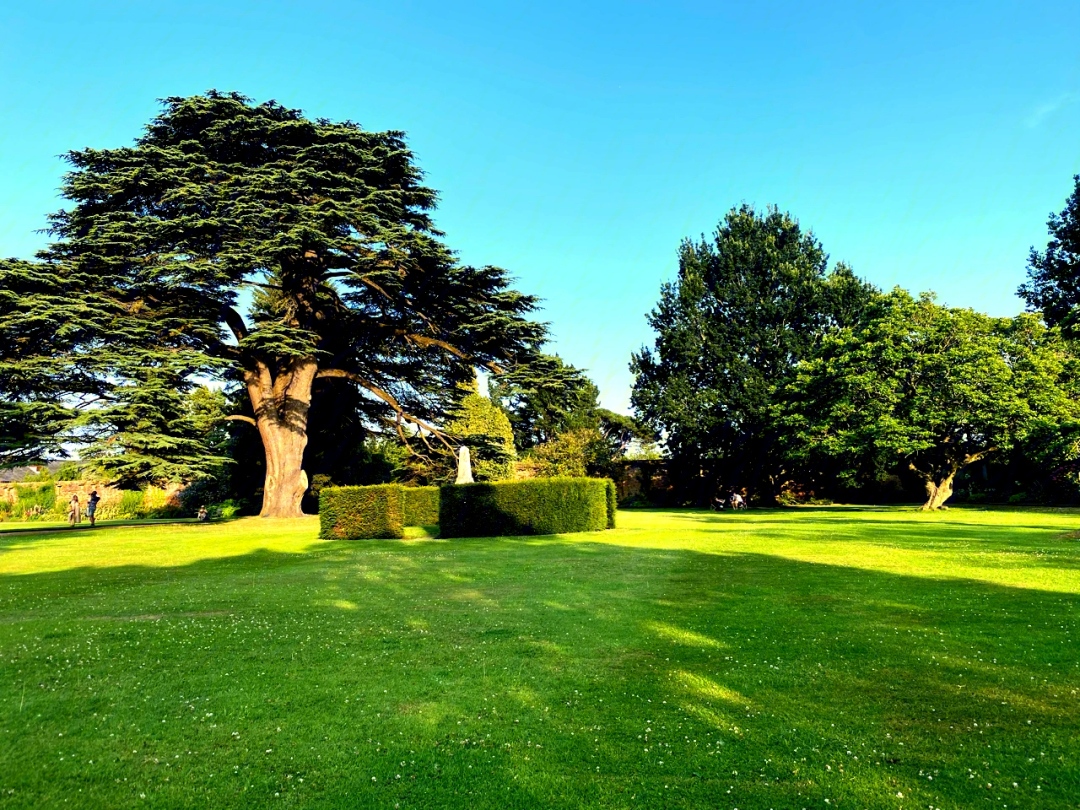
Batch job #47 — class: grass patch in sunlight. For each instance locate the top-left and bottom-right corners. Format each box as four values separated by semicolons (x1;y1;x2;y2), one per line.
1;506;1078;808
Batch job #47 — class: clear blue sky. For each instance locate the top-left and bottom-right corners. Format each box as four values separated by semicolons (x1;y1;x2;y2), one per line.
2;1;1078;412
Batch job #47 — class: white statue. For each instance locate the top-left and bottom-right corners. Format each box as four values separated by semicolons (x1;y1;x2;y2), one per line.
455;445;474;484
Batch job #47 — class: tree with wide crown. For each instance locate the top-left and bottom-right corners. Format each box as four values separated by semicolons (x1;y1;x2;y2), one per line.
0;92;548;516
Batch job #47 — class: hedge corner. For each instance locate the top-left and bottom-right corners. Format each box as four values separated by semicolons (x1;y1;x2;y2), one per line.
319;484;404;540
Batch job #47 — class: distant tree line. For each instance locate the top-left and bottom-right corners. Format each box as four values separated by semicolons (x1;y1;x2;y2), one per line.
631;179;1080;509
1;88;1076;513
0;92;651;516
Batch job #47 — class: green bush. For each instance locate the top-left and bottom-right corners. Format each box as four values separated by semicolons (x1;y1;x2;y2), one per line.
439;477;612;538
142;486;182;518
404;486;440;526
211;499;243;519
122;489;146;517
319;484;404;539
605;479;617;529
54;462;83;481
445;385;516;482
523;429;612;479
14;483;57;519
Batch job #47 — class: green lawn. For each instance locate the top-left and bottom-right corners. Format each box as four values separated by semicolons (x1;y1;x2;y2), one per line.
1;507;1078;809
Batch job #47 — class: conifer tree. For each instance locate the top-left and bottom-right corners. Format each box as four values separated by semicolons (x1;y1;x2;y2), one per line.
488;354;600;450
444;379;516;482
1;92;546;515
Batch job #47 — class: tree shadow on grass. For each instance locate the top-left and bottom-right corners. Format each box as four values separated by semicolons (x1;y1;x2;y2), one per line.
668;508;1080;565
0;518;240;551
671;505;1080;534
0;536;1077;809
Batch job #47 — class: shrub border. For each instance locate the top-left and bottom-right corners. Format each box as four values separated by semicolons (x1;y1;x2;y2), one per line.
319;484;404;539
439;477;614;538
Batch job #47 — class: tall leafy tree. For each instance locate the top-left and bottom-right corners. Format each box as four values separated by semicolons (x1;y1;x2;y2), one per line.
630;204;876;503
488;354;600;450
595;408;657;456
1019;175;1080;332
780;290;1079;509
5;92;546;515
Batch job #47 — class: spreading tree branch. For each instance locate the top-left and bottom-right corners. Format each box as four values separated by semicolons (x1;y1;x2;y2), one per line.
223;306;249;342
316;368;455;451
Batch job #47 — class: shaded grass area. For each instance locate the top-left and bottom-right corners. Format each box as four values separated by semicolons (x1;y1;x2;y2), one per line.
0;508;1078;808
0;519;203;537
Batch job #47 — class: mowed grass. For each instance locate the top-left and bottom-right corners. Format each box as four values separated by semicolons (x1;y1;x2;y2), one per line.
0;508;1078;809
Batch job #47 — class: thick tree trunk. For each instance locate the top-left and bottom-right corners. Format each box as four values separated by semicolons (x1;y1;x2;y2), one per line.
246;358;318;518
920;473;956;511
258;420;310;517
912;449;994;511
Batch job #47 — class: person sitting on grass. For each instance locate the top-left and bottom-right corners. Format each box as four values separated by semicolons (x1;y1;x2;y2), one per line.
86;491;100;527
197;505;209;522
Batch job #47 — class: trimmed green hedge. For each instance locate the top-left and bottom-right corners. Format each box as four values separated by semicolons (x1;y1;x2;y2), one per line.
319;485;404;539
605;479;617;529
439;477;614;538
404;486;440;526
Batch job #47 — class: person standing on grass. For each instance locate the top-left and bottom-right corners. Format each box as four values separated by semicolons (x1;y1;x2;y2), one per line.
67;494;81;526
86;491;100;527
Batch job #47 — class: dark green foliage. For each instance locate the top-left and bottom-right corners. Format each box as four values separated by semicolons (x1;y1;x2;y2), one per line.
0;259;82;466
403;486;440;526
596;409;656;457
14;483;57;518
1019;175;1080;334
489;355;601;451
524;428;613;478
177;474;244;518
953;419;1080;505
779;289;1080;509
631;204;877;504
444;384;516;481
319;484;404;539
611;459;676;508
438;477;611;537
298;385;403;509
54;462;82;481
4;92;548;515
76;368;225;487
605;479;617;529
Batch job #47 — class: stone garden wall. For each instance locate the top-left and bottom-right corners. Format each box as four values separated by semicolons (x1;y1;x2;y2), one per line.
0;480;183;519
